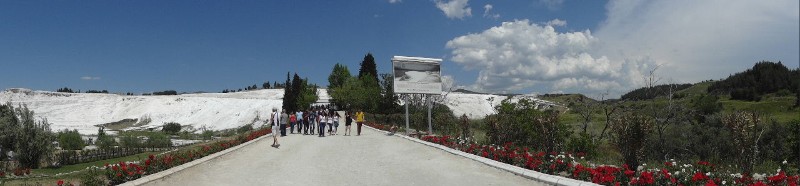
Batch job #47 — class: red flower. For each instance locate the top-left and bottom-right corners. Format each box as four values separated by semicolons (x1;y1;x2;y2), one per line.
664;161;673;167
145;159;151;166
639;171;654;185
57;180;64;186
112;166;119;171
624;169;635;178
768;171;787;184
705;179;717;186
149;154;155;160
751;181;767;186
692;171;709;182
116;173;122;177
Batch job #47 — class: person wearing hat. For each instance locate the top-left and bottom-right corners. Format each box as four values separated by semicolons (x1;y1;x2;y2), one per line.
270;108;280;148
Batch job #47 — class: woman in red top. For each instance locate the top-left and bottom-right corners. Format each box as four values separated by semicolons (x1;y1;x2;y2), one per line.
289;113;297;134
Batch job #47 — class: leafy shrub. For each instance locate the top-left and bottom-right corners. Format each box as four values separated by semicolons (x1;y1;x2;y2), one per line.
611;111;653;167
722;111;766;173
80;167;106;186
162;122;181;135
152;90;178;95
202;129;214;140
0;104;20;160
566;132;597;157
58;129;85;150
145;132;171;148
118;133;141;148
14;104;56;168
237;124;253;134
486;98;570;154
96;127;116;150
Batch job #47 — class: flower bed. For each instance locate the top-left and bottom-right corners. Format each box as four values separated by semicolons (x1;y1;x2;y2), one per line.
418;135;798;186
96;127;272;185
362;122;798;186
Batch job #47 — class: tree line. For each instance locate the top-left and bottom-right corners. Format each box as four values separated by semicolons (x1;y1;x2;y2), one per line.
328;53;400;114
707;61;800;102
281;72;318;113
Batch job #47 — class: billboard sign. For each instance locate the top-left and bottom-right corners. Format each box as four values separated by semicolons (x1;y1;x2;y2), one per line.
392;56;443;94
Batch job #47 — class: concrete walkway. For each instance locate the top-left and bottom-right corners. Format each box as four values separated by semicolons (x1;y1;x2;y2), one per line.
144;126;547;186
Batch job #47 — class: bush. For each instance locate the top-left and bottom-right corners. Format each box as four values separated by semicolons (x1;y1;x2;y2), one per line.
14;104;56;168
145;132;171;148
96;128;116;150
152;90;178;95
58;129;85;150
0;104;20;160
118;133;141;148
722;111;766;173
485;98;570;154
566;132;597;157
80;167;106;186
202;129;214;140
237;124;253;134
611;111;653;167
162;122;181;135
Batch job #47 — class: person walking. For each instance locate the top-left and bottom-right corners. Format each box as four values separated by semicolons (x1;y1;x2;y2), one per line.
332;112;340;135
289;112;297;134
280;110;288;137
356;110;365;136
344;112;353;136
296;110;304;134
309;109;317;135
327;112;334;135
270;108;280;147
302;110;310;135
318;112;327;137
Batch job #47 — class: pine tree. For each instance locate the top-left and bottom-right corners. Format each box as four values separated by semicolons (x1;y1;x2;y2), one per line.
358;53;379;85
283;72;293;112
328;63;351;89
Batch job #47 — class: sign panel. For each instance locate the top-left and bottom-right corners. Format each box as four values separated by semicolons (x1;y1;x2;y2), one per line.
392;56;443;94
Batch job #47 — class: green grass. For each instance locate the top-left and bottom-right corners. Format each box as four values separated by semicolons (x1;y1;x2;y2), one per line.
1;151;163;186
676;81;714;96
720;96;799;123
35;151;163;176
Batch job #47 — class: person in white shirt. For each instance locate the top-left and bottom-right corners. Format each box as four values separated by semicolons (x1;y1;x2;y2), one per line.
318;112;327;137
332;113;340;135
270;108;280;148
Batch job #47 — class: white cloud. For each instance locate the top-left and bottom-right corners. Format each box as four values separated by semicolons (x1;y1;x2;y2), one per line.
546;19;567;27
435;0;472;19
446;20;647;95
539;0;564;10
445;1;799;97
80;76;101;80
595;0;799;86
388;0;402;4
483;4;500;19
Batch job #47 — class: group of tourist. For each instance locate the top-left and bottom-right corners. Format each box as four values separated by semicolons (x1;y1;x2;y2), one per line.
270;106;366;148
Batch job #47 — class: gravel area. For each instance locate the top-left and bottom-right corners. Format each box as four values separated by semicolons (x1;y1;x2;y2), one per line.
144;127;547;186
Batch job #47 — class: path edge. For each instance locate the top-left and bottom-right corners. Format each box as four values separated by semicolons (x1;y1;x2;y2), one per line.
120;133;274;186
363;126;601;186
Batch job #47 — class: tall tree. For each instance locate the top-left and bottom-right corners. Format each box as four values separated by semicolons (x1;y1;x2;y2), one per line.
358;53;379;85
328;63;351;89
290;73;303;112
378;73;400;114
282;72;293;112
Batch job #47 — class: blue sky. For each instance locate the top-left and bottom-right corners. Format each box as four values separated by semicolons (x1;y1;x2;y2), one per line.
1;0;798;97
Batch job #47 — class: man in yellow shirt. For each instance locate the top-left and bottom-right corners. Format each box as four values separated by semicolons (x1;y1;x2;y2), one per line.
356;110;365;136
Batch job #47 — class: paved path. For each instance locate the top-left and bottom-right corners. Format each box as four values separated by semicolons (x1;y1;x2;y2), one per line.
145;127;546;186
